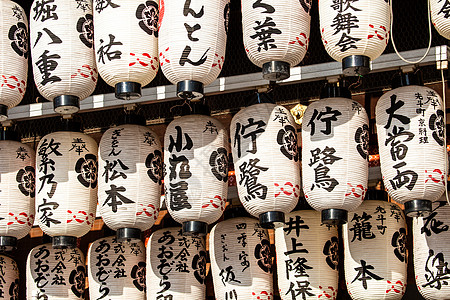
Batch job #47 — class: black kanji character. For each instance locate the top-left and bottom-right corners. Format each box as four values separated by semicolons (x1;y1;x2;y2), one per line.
103;184;135;213
179;46;209;66
384;94;410;129
307;107;342;136
35;50;61;85
234;118;267;158
351;260;384;289
97;34;123;64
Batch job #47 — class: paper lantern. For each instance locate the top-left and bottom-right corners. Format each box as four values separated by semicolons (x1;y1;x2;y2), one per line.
241;0;311;80
164;110;229;235
319;0;390;76
275;209;339;300
159;0;229;100
0;137;35;251
146;227;207;299
27;243;86;299
230;98;300;227
376;74;446;217
88;236;146;299
36;129;98;248
0;255;19;300
0;1;28;120
343;191;407;299
210;213;273;299
430;0;450;39
302;89;369;224
93;0;159;100
30;0;97;114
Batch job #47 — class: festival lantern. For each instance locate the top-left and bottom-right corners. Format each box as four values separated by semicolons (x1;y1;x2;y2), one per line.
230;93;301;228
0;255;19;299
94;0;159;100
319;0;390;76
241;0;311;81
302;83;369;224
376;73;446;217
27;243;86;299
98;116;162;241
88;236;146;299
430;0;450;40
0;1;28;120
159;0;229;100
343;190;408;299
30;0;97;114
147;227;207;299
164;103;229;235
210;208;273;299
35;122;98;248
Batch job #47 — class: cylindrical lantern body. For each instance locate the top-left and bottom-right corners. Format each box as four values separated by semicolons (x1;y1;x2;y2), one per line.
230;103;300;227
344;200;407;299
275;210;339;299
430;0;450;39
99;124;162;239
413;199;450;299
0;255;19;299
164;115;229;235
147;227;207;299
210;217;273;299
241;0;311;80
93;0;159;100
319;0;390;75
376;85;446;216
35;131;98;247
0;140;35;250
159;0;229;99
0;1;28;120
88;236;146;299
27;244;86;299
302;98;369;224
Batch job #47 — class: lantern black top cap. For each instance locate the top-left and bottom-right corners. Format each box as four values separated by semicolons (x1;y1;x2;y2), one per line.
117;113;146;126
0;127;19;141
320;81;352;99
180;100;211;116
224;206;252;220
391;71;422;89
246;92;275;106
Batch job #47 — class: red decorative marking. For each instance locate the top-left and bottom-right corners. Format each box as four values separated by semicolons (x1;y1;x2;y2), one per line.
345;183;367;198
70;65;98;82
201;195;226;211
1;75;26;94
318;286;336;299
321;28;328;44
136;204;159;220
274;182;300;198
425;169;445;185
158;0;165;30
212;53;225;69
288;33;309;50
251;291;273;300
129;53;159;69
367;24;389;45
386;280;405;294
159;47;171;66
6;212;34;226
67;210;94;225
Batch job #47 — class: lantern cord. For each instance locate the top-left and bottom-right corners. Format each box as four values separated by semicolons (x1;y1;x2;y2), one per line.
170;99;192;113
389;0;432;64
348;75;362;91
442;68;450;205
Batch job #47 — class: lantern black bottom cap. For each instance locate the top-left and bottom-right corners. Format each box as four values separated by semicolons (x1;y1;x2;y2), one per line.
0;236;17;252
322;209;348;225
182;221;208;236
342;55;370;76
117;228;142;241
54;95;80;115
177;80;204;101
262;61;290;81
52;236;77;249
115;82;142;100
259;211;285;229
0;104;7;121
404;200;432;217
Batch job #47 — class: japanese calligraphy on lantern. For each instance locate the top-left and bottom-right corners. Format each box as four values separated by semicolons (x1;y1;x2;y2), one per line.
0;256;18;300
430;0;450;39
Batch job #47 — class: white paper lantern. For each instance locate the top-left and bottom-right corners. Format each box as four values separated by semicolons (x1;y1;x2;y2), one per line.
0;255;19;300
302;97;369;224
319;0;390;76
275;209;339;300
343;194;408;299
376;80;446;217
146;227;207;299
27;243;86;299
0;139;35;251
241;0;311;81
88;236;146;300
210;215;273;299
230;101;300;228
93;0;159;100
30;0;97;114
36;130;98;248
159;0;229;100
431;0;450;39
0;1;28;120
164;114;229;235
98;124;162;240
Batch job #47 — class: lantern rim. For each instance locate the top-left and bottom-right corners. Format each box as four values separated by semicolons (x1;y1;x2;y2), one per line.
117;228;142;242
54;95;80;115
177;80;204;101
259;211;285;229
52;236;77;249
262;61;290;81
0;236;17;252
321;208;348;225
404;199;432;217
0;104;7;122
115;82;142;100
182;221;208;236
342;55;370;76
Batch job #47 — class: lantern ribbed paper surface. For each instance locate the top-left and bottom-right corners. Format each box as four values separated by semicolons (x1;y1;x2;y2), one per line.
30;0;97;113
88;236;146;299
99;124;162;235
210;217;273;299
431;0;450;39
36;131;98;242
147;227;207;299
376;85;446;216
275;210;339;300
164;115;229;234
302;98;369;223
344;200;407;299
413;199;450;299
27;244;86;299
0;255;19;300
230;103;300;226
0;1;28;119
